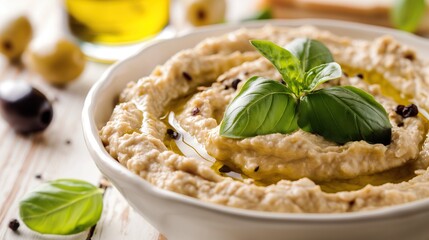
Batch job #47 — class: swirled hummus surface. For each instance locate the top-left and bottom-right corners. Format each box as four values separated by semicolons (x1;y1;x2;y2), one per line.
100;26;429;213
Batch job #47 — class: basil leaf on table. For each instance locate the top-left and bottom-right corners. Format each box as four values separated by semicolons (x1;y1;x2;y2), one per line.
286;38;334;72
298;86;392;145
391;0;425;32
220;76;298;138
19;179;103;235
250;40;303;94
303;62;342;92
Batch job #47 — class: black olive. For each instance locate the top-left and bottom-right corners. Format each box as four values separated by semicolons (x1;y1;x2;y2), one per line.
0;81;53;134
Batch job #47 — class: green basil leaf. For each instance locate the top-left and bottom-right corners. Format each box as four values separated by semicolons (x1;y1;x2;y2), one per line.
391;0;425;32
250;40;303;94
304;62;342;92
286;38;334;73
220;76;298;138
19;179;103;235
297;86;392;145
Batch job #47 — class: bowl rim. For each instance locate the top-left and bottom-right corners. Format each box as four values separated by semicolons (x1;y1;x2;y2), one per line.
82;19;429;223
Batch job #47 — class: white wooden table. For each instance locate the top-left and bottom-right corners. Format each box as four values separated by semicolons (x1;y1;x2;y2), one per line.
0;0;164;238
0;38;163;240
0;0;257;239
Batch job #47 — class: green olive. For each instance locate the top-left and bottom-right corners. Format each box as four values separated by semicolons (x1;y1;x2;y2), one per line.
0;15;32;61
26;38;86;86
183;0;226;26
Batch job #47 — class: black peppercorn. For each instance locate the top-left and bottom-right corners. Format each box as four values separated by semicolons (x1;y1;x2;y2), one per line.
356;73;364;79
396;105;405;114
404;53;415;61
219;165;231;173
8;219;19;231
182;72;192;81
396;104;418;118
231;78;242;90
166;129;179;139
191;107;200;116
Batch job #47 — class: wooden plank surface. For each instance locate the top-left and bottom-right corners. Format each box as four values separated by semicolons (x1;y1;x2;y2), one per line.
0;59;163;239
0;0;164;238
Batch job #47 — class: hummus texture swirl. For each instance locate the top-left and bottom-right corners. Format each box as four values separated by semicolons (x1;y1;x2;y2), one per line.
100;26;429;213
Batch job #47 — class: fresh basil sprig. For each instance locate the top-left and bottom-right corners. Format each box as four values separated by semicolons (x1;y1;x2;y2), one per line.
19;179;103;235
391;0;425;33
219;38;392;145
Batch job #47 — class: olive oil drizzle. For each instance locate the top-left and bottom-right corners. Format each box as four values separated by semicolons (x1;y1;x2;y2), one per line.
318;163;416;193
166;112;215;164
343;67;429;122
163;112;246;180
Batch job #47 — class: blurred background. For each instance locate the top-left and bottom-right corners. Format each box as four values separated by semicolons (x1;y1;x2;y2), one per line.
1;0;428;66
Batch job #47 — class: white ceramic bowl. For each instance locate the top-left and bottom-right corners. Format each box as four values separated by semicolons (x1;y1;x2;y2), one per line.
82;20;429;240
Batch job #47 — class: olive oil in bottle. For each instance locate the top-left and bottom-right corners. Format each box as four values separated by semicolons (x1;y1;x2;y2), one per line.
66;0;169;44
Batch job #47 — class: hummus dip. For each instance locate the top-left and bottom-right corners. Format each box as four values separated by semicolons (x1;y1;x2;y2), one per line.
100;26;429;213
